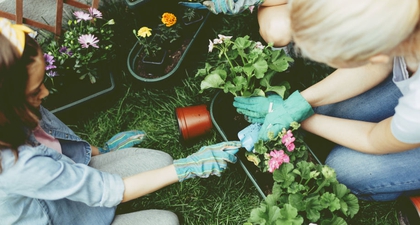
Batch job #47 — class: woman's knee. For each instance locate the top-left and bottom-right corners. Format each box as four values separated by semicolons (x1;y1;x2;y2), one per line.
258;4;291;46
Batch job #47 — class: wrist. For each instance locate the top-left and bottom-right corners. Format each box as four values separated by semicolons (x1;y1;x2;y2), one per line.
284;91;314;122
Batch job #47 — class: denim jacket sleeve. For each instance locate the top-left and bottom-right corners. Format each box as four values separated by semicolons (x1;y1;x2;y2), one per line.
0;144;125;208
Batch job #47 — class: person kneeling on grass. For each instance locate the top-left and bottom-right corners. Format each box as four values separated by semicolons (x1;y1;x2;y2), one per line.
0;18;241;225
232;0;420;203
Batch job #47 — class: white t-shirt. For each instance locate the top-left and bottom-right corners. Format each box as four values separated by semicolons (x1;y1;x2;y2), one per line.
391;57;420;143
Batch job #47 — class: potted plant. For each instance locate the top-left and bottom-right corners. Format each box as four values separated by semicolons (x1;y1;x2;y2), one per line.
127;8;210;85
133;26;168;75
39;7;117;115
199;35;360;223
195;34;293;98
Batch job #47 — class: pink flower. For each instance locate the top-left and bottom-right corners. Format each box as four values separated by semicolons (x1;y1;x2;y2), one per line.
282;130;296;151
78;34;99;48
73;11;92;23
249;6;255;13
268;150;290;173
88;7;102;19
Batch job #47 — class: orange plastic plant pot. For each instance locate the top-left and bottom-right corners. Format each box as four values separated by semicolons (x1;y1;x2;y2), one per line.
176;104;213;141
410;196;420;217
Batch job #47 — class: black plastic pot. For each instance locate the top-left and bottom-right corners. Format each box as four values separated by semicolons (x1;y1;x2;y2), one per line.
141;50;168;76
42;71;116;122
124;0;151;9
210;91;322;199
127;12;210;85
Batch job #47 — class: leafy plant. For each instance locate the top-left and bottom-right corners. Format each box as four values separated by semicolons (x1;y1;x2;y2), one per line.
243;122;360;225
133;12;182;59
41;7;115;92
182;7;200;23
155;12;182;45
245;161;360;225
133;26;162;58
195;35;294;98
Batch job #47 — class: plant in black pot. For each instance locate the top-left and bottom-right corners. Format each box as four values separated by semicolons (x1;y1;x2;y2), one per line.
198;34;360;224
38;7;116;114
133;26;168;76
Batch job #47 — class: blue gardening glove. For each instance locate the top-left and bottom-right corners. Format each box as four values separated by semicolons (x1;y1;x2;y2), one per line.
258;91;314;140
233;94;284;123
173;141;241;182
179;0;264;15
98;130;146;154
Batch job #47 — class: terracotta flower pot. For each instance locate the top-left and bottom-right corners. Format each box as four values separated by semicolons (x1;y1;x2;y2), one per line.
397;195;420;224
176;104;213;141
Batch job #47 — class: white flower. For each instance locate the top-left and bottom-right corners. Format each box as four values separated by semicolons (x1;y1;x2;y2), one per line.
208;39;214;52
217;34;233;41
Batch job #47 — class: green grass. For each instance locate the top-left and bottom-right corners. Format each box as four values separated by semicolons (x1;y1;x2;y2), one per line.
54;1;399;224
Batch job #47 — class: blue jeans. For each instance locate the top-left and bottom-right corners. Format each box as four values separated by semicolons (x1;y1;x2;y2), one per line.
313;75;420;201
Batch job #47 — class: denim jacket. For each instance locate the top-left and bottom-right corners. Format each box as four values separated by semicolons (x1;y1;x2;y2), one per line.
0;106;125;225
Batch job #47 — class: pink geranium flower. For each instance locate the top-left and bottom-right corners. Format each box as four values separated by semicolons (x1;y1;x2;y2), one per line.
268;150;290;173
282;130;296;151
73;11;92;23
78;34;99;48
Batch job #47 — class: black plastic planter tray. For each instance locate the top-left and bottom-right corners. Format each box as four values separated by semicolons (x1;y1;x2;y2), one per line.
42;71;116;121
127;11;210;84
210;91;322;199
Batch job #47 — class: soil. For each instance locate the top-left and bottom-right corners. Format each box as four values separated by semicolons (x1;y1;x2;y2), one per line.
134;38;192;79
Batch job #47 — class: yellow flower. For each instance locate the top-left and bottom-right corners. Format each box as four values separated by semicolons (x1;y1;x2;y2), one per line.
137;27;152;38
245;152;261;167
161;12;177;27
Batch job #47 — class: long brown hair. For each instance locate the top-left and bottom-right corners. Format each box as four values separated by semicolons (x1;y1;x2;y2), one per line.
0;34;42;172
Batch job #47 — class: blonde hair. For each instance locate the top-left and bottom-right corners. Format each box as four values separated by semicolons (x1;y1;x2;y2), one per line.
289;0;420;66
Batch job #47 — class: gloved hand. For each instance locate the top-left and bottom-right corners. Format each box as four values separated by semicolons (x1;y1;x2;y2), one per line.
233;94;284;123
98;130;146;154
258;91;314;140
179;0;264;15
173;141;241;182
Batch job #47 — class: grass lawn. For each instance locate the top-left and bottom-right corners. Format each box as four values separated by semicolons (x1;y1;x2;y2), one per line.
51;0;400;224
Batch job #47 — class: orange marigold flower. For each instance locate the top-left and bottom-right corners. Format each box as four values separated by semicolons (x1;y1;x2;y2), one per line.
161;12;177;27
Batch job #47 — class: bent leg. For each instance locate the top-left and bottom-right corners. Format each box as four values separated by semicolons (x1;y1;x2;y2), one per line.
112;210;179;225
258;4;291;47
326;145;420;201
312;75;420;201
89;148;173;177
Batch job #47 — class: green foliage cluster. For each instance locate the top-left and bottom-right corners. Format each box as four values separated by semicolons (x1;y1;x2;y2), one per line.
40;8;115;90
196;35;294;98
246;161;359;225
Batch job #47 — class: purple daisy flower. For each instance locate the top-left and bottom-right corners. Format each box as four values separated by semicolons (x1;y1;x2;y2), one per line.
73;11;92;23
88;7;102;19
78;34;99;48
43;53;56;71
59;46;73;56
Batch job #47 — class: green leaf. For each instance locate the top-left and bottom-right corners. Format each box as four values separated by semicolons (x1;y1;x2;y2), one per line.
273;163;295;187
253;59;269;79
288;193;305;211
200;74;225;90
320;192;341;212
305;196;324;222
278;204;304;225
269;57;290;72
320;215;347;225
342;193;359;218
